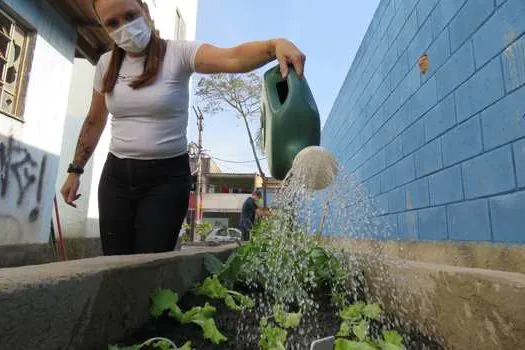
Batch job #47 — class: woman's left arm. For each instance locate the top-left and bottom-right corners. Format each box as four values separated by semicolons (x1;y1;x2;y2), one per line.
194;38;306;79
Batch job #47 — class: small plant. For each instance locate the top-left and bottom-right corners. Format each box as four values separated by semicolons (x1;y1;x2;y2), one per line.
196;222;213;241
195;275;255;311
108;337;191;350
334;302;404;350
150;289;227;345
259;304;302;350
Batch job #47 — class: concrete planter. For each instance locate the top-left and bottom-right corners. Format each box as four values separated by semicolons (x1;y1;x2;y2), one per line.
0;245;236;350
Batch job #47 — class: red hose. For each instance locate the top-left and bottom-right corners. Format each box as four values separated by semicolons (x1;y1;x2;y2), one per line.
53;196;68;261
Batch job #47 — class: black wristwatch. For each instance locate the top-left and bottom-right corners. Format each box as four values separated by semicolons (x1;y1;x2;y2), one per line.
67;163;84;175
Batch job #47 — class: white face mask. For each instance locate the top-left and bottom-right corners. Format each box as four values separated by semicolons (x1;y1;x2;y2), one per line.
109;16;152;53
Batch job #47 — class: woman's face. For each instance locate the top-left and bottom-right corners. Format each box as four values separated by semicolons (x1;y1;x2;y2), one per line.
94;0;146;33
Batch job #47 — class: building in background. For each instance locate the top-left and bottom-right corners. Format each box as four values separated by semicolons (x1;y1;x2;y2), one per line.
0;0;199;266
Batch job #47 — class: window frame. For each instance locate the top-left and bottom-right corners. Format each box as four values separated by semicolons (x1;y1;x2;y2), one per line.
0;6;35;122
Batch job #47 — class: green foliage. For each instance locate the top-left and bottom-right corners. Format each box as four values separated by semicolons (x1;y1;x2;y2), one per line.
334;339;377;350
195;275;255;311
259;322;288;350
150;289;183;321
149;288;227;345
257;303;302;349
203;253;225;275
180;303;228;345
108;338;192;350
196;222;213;241
336;302;404;350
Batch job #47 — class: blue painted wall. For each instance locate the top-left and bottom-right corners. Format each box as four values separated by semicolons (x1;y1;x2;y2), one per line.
322;0;525;243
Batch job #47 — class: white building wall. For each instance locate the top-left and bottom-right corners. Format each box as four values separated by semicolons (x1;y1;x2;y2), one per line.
0;1;77;245
57;0;200;239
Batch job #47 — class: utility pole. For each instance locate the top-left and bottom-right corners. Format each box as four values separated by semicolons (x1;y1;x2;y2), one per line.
191;106;204;241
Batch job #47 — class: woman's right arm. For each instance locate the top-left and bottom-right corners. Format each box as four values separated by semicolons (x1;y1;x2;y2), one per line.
72;90;108;168
61;90;108;207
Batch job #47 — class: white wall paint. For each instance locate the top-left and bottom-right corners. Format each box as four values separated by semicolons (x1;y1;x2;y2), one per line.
0;0;77;245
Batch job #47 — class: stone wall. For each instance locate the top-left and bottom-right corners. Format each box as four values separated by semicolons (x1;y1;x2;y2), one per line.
322;0;525;243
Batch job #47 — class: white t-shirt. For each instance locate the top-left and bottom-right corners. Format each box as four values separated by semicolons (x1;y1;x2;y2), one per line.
93;40;202;160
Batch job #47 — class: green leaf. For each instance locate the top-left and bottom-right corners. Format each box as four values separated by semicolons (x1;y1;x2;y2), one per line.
150;289;183;321
108;345;140;350
152;340;172;350
334;339;376;350
181;303;227;344
177;341;192;350
259;324;287;350
195;276;228;299
340;303;366;321
273;304;302;329
337;320;352;337
199;318;228;344
224;292;255;311
363;304;382;320
203;254;225;275
352;320;369;342
379;330;404;349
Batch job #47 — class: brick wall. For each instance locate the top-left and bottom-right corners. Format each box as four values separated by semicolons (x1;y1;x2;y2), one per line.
322;0;525;243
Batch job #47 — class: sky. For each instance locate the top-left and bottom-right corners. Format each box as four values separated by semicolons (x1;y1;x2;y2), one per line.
188;0;380;174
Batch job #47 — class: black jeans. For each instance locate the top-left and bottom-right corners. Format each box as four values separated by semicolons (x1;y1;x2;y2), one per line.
98;152;191;255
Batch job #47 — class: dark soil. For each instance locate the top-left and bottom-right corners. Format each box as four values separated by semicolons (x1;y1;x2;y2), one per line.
112;289;444;350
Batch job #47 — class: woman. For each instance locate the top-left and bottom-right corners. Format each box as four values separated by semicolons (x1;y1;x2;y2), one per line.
60;0;306;256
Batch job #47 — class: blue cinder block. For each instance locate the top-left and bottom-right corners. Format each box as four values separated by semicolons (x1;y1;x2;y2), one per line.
418;206;448;240
423;28;451;82
408;15;433;63
501;35;525;92
388;186;406;213
442;116;483;167
381;166;396;193
409;77;438;125
448;0;494;53
447;199;492;241
489;190;525;243
398;211;418;240
436;41;476;100
390;52;410;93
513;138;525;188
386;138;403;167
415;138;443;177
402;119;426;156
429;165;464;205
455;58;505;123
365;174;382;197
394;155;416;187
481;85;525;149
416;0;439;28
462;146;516;199
405;178;430;210
431;0;469;37
424;94;457;142
473;0;525;68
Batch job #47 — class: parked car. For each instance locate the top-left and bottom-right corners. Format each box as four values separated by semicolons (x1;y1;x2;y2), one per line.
204;227;242;243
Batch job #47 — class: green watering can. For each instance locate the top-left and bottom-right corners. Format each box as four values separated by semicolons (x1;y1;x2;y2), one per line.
260;64;321;180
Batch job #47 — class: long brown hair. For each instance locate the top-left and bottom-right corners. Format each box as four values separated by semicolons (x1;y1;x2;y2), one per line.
92;0;167;93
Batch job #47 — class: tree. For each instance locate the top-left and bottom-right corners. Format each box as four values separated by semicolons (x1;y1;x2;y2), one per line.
194;72;268;206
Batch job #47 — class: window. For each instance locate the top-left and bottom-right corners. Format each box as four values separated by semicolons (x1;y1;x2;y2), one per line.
0;8;31;120
174;8;186;40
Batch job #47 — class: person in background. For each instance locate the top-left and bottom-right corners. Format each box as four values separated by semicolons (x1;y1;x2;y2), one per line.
60;0;306;255
239;190;262;241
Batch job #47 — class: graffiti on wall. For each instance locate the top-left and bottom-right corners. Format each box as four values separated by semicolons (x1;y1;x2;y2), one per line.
0;135;47;223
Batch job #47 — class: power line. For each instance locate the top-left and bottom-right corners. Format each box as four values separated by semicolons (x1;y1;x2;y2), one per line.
211;156;267;164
